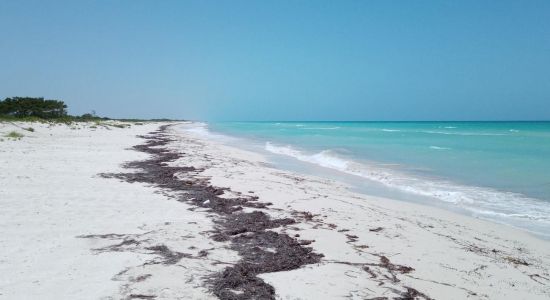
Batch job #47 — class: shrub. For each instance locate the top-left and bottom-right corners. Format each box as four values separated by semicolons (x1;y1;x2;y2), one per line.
5;131;24;138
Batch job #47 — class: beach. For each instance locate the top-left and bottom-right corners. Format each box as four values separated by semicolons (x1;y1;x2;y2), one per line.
1;121;549;299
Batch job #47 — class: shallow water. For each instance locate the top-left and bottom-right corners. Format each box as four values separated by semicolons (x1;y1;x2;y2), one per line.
182;121;550;239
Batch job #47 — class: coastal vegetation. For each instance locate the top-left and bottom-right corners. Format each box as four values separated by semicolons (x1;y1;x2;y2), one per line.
0;97;179;123
0;97;106;122
0;97;68;118
5;131;24;139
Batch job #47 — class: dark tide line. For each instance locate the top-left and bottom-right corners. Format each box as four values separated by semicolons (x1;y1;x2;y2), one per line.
99;124;433;300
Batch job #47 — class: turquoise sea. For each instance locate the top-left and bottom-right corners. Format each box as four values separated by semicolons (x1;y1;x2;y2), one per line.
185;121;550;239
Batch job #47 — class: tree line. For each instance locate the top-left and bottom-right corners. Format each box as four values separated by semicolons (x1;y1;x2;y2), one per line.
0;97;108;120
0;97;68;118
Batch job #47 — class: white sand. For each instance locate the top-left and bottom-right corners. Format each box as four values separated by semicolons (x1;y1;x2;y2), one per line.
168;123;550;299
0;121;236;299
1;121;549;299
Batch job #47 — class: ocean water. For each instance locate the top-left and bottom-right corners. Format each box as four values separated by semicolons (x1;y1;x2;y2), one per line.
184;121;550;239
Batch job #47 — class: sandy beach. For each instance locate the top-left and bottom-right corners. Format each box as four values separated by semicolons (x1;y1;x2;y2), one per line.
1;121;549;300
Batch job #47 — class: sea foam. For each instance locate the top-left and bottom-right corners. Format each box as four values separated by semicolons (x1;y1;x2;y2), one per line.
176;122;550;239
265;142;349;170
264;141;550;236
429;146;451;150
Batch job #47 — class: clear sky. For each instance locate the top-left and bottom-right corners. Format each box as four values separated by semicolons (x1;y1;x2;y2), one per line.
1;0;549;121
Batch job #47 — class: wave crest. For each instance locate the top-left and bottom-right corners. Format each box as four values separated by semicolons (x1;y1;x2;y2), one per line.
264;141;550;231
265;142;349;170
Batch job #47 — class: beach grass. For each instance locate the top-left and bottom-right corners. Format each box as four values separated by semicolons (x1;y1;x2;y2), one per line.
5;131;24;139
110;123;129;128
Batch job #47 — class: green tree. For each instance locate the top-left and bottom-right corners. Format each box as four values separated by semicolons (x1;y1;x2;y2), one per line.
0;97;68;118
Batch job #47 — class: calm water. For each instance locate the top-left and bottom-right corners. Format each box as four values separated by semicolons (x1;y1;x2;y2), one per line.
186;121;550;238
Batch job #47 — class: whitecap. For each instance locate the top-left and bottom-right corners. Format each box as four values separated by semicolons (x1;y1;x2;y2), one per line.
381;129;401;132
265;142;349;170
421;130;506;136
300;127;340;130
429;146;451;150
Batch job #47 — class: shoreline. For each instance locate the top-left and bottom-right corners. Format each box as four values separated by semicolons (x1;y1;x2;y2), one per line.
168;122;550;299
99;124;325;299
1;121;549;299
199;121;550;241
181;122;545;240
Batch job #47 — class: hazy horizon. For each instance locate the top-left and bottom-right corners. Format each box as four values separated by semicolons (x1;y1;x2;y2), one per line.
1;0;549;121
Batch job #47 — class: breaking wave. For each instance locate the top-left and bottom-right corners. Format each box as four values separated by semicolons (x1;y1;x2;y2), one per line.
264;142;550;234
429;146;451;150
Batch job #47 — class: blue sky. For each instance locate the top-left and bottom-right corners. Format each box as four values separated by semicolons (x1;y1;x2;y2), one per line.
1;0;549;120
